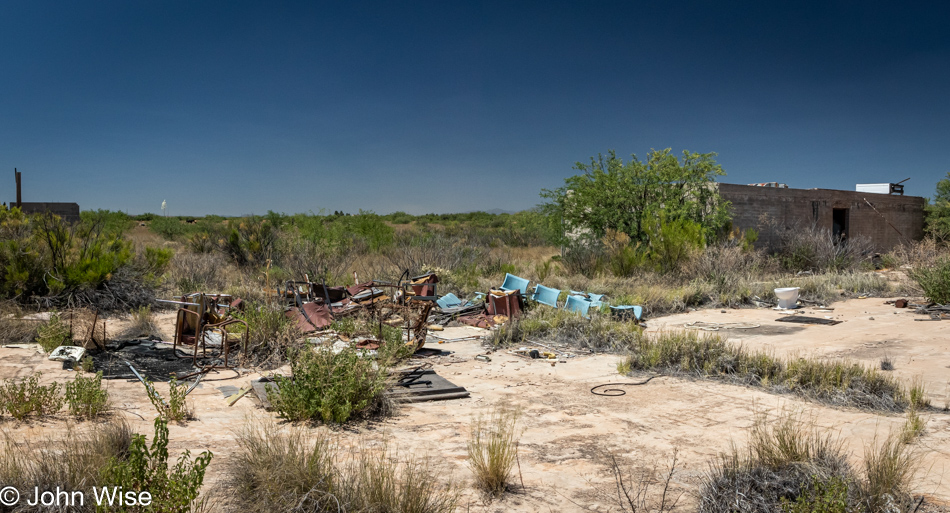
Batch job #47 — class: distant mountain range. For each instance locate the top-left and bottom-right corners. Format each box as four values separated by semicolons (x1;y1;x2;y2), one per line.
464;208;518;215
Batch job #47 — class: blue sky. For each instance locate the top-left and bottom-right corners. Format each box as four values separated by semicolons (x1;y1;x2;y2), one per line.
2;1;948;216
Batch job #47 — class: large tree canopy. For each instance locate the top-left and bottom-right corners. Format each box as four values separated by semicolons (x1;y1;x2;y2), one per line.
541;148;731;244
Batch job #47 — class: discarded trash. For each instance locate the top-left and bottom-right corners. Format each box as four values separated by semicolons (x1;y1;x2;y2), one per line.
475;354;491;362
387;368;469;403
227;385;253;407
684;321;760;331
48;345;86;362
894;299;908;308
774;287;800;309
775;316;842;326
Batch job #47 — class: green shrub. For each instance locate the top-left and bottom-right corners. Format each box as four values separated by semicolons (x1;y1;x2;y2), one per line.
780;475;851;513
102;417;212;512
65;370;110;418
35;312;71;352
268;346;390;424
143;376;194;423
908;257;950;304
646;214;705;274
0;372;64;420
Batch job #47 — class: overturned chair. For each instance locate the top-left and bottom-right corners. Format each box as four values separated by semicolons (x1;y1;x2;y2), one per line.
173;293;249;368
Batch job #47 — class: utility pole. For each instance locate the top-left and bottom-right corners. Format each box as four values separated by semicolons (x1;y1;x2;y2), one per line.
14;168;22;207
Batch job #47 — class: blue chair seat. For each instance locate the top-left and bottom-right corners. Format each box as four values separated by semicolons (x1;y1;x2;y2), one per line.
499;273;530;295
565;295;591;318
588;293;606;308
531;284;561;308
437;293;463;310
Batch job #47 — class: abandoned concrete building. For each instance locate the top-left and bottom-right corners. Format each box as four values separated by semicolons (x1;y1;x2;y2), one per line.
718;183;925;252
7;169;81;222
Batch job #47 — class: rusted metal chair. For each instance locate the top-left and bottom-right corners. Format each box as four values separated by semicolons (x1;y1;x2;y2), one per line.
173;293;248;368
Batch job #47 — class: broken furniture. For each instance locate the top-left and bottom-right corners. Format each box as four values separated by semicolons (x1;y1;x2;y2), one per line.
531;284;561;308
499;273;530;295
172;293;248;368
565;294;592;318
486;288;524;318
610;305;643;322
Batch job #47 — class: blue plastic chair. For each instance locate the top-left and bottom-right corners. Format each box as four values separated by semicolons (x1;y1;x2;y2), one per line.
499;273;530;295
565;295;591;318
531;284;561;308
588;293;605;308
436;293;462;310
610;305;643;321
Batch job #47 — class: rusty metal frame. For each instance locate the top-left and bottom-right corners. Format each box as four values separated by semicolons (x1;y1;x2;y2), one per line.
172;293;249;369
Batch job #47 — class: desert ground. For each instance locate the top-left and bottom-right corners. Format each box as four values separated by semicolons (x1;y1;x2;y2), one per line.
1;296;948;512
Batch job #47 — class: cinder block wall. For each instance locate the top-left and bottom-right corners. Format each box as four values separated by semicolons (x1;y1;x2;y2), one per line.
717;184;924;251
13;202;81;223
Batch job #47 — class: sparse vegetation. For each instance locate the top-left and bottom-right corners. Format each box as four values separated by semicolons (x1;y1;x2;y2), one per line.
144;376;195;423
908;256;950;305
64;370;110;419
267;344;391;424
0;372;64;420
699;410;920;513
0;418;134;507
102;417;213;512
617;330;913;411
467;407;522;498
229;420;458;513
34;312;71;352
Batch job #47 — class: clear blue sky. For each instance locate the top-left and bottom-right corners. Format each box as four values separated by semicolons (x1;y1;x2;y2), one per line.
2;1;948;216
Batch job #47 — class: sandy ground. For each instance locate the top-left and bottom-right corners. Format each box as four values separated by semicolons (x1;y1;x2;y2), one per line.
1;297;948;512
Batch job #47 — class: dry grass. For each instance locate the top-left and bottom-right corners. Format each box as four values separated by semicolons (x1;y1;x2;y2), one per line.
120;305;162;340
699;410;923;513
617;330;913;412
0;418;133;508
467;407;522;498
228;419;458;513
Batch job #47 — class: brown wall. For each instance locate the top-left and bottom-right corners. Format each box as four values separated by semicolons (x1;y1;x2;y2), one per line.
718;183;924;251
11;202;81;223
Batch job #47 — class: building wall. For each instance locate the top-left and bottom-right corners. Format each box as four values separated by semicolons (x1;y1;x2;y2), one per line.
717;184;925;251
11;202;81;223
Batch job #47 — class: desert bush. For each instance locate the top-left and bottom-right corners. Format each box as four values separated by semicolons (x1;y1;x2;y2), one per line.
619;331;910;411
778;225;875;273
122;305;162;340
166;251;230;295
859;432;918;512
143;377;194;423
34;312;71;352
908;257;950;304
0;302;41;346
594;451;682;513
236;301;301;368
219;216;279;267
229;420;458;513
467;407;521;498
102;417;213;512
0;372;64;420
646;215;705;274
0;418;133;511
268;345;390;424
699;411;855;513
64;371;110;419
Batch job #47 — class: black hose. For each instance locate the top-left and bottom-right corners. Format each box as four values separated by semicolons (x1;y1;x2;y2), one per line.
591;375;661;396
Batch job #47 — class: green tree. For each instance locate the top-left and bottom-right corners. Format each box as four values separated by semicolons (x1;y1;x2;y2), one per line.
541;148;731;245
925;172;950;241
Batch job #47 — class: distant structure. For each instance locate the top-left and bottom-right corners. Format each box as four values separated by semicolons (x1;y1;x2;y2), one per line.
9;169;81;223
719;182;924;252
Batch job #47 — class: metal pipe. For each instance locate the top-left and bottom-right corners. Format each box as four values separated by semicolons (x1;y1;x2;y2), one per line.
126;362;168;408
